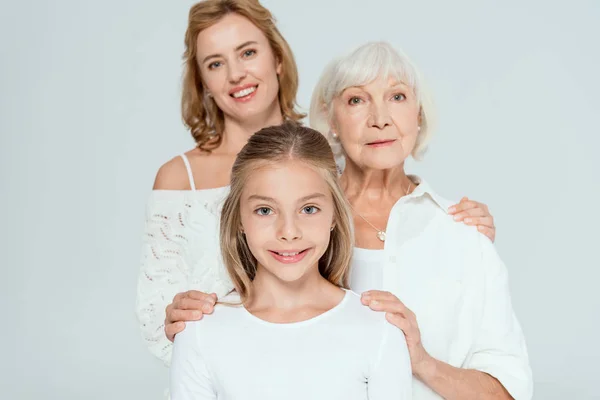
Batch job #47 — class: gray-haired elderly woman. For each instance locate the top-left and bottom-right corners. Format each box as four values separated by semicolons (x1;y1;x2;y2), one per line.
309;41;532;400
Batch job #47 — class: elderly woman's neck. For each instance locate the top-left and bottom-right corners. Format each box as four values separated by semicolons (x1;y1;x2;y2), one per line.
340;162;412;205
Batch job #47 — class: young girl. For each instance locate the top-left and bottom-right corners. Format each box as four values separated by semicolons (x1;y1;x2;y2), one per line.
169;122;412;399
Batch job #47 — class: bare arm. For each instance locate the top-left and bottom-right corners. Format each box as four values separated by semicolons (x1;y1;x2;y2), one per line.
415;356;512;400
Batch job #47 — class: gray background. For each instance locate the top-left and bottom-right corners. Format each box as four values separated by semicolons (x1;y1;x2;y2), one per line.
1;0;598;398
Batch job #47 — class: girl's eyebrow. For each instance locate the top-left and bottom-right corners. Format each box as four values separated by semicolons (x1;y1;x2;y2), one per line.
247;193;326;203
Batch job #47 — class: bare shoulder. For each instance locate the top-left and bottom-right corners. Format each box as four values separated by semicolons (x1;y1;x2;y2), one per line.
152;154;191;190
185;148;235;190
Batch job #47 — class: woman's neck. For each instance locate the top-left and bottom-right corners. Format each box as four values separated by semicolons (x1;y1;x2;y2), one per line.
219;103;284;155
340;160;413;208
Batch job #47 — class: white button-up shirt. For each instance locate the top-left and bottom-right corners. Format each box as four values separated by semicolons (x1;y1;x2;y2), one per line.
350;177;533;400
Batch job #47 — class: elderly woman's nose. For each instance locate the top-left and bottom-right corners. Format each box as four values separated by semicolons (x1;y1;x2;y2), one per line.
369;104;392;129
368;101;392;129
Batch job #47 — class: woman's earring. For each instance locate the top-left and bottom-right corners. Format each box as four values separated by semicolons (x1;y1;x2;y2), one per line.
417;126;421;131
330;226;335;231
330;131;338;139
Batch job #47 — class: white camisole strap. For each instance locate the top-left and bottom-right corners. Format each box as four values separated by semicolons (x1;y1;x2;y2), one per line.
179;154;196;191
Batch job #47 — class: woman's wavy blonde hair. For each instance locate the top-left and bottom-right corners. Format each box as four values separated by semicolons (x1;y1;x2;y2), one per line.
182;0;305;151
220;122;354;303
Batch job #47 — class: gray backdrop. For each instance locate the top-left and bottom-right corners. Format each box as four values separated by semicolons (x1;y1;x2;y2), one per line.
1;0;598;398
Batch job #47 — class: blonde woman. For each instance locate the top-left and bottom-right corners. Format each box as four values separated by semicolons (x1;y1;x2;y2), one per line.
309;42;533;400
137;0;497;366
169;122;412;400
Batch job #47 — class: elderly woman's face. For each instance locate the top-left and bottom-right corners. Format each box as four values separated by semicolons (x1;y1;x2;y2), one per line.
331;76;420;170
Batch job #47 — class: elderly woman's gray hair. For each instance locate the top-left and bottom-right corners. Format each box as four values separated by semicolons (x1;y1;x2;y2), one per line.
309;41;435;161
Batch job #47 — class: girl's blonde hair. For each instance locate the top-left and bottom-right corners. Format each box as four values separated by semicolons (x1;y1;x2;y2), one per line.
220;122;354;302
182;0;305;152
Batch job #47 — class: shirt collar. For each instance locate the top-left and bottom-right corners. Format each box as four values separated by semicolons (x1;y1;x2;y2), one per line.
405;175;453;215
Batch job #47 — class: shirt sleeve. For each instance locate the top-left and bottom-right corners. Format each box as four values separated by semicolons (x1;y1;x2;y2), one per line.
135;194;193;366
368;321;413;400
170;321;217;400
463;234;534;400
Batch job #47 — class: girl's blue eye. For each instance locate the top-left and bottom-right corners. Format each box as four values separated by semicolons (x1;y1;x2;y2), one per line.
243;49;256;57
393;93;406;101
208;61;222;70
256;207;272;216
302;206;319;214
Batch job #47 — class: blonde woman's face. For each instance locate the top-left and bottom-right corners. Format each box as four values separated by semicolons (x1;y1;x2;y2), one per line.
331;76;420;170
196;13;282;123
240;160;335;284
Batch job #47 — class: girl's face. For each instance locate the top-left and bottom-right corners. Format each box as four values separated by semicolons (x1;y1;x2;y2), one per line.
196;13;282;124
240;160;335;284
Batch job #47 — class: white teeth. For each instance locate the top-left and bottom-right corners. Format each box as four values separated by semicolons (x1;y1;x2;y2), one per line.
279;251;300;257
232;86;257;98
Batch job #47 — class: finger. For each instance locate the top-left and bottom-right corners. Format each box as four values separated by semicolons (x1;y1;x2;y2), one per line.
448;197;469;214
453;208;490;222
362;290;390;297
184;290;217;304
177;297;214;313
168;308;203;324
478;225;496;242
463;216;494;228
165;321;187;342
361;290;396;300
368;299;407;315
172;292;185;303
385;312;411;334
361;291;400;304
448;200;481;214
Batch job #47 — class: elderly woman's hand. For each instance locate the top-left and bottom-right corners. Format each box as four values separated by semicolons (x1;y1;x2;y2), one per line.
164;290;217;341
448;196;495;242
361;290;433;376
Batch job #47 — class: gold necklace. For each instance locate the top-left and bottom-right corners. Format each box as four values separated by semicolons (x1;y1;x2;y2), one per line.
350;181;412;242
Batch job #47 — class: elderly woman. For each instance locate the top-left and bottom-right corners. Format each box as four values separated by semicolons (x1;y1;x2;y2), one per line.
308;42;532;399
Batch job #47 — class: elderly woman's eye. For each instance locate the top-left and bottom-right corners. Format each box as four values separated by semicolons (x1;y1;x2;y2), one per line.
392;93;406;101
348;97;362;105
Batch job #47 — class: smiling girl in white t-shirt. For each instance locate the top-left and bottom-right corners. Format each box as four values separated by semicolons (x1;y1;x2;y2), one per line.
169;122;412;400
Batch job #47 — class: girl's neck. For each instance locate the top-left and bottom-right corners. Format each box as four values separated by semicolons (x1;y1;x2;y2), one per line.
245;265;343;315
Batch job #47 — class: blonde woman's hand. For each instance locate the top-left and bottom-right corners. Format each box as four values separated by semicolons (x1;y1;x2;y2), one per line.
448;196;496;242
361;290;433;376
164;290;217;342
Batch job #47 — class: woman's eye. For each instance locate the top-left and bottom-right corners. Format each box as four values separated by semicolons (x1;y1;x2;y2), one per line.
208;61;222;70
392;93;406;101
255;207;272;216
348;97;362;105
242;49;256;58
302;206;319;214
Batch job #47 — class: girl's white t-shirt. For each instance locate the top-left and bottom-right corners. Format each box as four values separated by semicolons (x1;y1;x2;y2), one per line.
170;290;412;400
